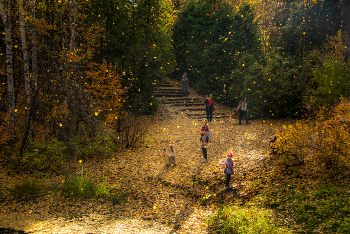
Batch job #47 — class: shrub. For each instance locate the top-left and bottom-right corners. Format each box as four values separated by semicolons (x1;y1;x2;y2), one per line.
17;132;116;172
61;167;96;199
207;205;290;233
307;55;350;108
271;100;350;170
12;178;43;200
96;182;115;198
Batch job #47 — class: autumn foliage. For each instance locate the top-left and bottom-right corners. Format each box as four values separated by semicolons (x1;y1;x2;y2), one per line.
271;99;350;170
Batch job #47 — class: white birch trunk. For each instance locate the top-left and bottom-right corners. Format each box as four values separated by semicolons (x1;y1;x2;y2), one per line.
0;0;15;134
29;0;38;93
18;0;31;109
69;0;77;57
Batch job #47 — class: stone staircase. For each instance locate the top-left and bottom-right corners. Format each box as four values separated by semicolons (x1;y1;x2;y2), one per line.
155;81;229;119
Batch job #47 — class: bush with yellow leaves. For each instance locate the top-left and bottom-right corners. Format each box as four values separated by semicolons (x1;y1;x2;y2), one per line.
271;99;350;170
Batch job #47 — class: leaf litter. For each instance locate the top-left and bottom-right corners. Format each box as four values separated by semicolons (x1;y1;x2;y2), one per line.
0;81;295;233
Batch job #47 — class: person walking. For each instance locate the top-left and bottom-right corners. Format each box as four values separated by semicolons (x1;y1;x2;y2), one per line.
204;95;210;121
219;152;235;188
237;97;249;125
181;72;189;96
197;119;209;163
208;94;214;124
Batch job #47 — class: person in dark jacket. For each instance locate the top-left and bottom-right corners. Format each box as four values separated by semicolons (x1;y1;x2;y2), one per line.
208;94;214;123
204;95;209;121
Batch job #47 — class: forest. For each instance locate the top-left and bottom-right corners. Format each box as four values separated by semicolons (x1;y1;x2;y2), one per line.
0;0;350;233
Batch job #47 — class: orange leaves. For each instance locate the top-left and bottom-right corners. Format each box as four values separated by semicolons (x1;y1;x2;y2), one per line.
272;101;350;170
85;60;125;125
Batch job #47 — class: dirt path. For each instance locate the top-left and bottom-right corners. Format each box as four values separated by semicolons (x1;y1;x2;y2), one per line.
0;80;295;233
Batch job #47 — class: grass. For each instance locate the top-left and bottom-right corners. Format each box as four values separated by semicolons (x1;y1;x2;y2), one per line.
61;166;126;203
12;178;43;200
61;166;97;199
259;172;350;233
207;205;291;234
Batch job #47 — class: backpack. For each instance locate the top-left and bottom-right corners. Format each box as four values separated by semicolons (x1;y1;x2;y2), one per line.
207;129;213;142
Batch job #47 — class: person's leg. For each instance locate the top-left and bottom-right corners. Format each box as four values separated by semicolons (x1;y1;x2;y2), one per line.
245;111;248;124
239;110;243;124
206;110;209;121
170;157;176;166
226;174;231;187
209;109;213;122
164;154;170;166
201;147;207;159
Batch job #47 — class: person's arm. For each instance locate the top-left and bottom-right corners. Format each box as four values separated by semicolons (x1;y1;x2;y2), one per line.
219;159;229;166
164;151;173;159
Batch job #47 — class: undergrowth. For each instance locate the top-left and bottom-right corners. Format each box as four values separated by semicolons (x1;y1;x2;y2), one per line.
207;205;291;233
258;171;350;233
12;178;43;200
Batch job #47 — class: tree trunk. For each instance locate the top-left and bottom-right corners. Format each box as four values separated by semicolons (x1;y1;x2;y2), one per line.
340;0;350;62
18;0;31;110
0;0;16;134
29;0;38;93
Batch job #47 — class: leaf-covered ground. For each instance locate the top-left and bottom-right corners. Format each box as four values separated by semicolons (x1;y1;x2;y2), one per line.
0;80;295;233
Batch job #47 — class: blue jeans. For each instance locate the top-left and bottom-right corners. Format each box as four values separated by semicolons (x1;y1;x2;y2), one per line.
239;110;248;124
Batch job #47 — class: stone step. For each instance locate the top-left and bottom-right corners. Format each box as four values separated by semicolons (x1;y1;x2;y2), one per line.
154;93;183;97
169;103;203;107
164;98;201;102
155;91;183;95
163;101;203;105
156;88;182;92
179;108;206;112
185;112;227;116
187;114;230;119
160;83;173;87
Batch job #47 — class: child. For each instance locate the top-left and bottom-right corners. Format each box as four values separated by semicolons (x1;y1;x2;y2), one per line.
161;145;176;167
219;152;235;188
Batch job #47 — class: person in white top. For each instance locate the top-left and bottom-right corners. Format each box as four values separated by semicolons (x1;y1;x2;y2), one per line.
237;97;249;125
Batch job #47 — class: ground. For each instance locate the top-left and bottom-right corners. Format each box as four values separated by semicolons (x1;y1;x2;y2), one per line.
0;80;296;233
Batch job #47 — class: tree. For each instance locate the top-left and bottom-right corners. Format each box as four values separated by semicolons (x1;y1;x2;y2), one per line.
17;0;31;113
340;0;350;61
111;0;176;114
0;0;15;134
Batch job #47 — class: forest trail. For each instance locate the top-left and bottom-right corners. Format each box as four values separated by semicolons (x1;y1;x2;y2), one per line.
0;79;295;233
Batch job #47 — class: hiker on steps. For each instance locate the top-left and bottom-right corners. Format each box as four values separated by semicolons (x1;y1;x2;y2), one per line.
208;94;214;124
181;72;189;97
204;95;210;121
197;119;210;163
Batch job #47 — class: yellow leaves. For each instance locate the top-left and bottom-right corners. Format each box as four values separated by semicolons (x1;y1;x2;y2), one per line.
153;205;157;209
29;210;33;214
95;112;99;116
79;160;82;164
59;123;63;127
224;38;228;42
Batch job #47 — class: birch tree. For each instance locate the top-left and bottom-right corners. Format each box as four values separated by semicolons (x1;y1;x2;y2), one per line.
18;0;31;110
0;0;15;134
29;0;38;93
